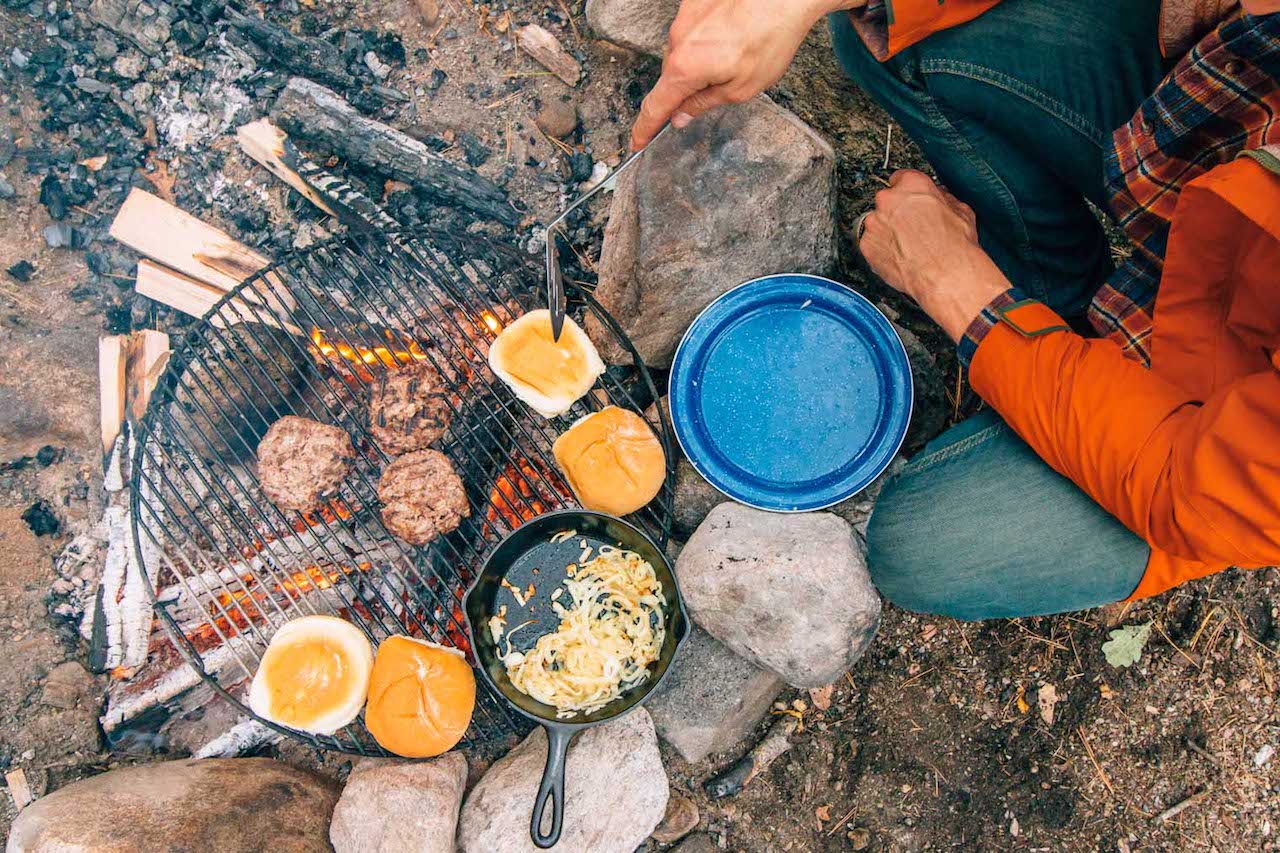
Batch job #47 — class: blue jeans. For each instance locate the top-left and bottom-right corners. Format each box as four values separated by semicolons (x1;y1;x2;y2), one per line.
831;1;1165;617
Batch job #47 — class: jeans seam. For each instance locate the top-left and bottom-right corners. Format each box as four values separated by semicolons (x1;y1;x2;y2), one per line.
913;93;1048;302
902;422;1011;474
917;58;1109;148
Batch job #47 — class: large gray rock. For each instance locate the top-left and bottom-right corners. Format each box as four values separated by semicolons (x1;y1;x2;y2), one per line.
585;0;677;57
586;96;837;368
458;710;668;853
677;504;881;688
329;753;467;853
647;627;784;763
6;758;338;853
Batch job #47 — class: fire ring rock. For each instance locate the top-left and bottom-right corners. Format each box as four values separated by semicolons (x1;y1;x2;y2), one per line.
676;503;881;688
585;95;837;369
457;709;668;853
6;758;339;853
329;753;467;853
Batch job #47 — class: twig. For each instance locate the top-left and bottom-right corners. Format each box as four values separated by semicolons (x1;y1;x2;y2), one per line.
881;123;893;171
1185;738;1220;769
556;0;580;40
899;666;936;689
826;802;859;837
1154;621;1201;669
1158;790;1208;822
1077;725;1114;796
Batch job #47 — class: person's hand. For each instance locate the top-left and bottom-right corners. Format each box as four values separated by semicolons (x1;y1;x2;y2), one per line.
1242;0;1280;15
630;0;865;150
858;170;1012;342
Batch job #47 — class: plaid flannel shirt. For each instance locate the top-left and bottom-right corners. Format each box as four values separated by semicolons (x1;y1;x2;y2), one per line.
961;11;1280;368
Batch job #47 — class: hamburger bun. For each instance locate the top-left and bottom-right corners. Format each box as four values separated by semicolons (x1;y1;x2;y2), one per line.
488;309;605;419
553;406;666;516
364;635;476;757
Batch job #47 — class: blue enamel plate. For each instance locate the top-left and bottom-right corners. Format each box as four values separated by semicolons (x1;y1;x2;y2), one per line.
669;274;913;512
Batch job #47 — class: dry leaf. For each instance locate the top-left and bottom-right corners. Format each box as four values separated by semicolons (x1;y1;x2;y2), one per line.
809;684;834;711
921;623;938;642
1038;683;1058;726
79;154;108;171
142;157;176;203
415;0;440;27
1015;685;1029;714
1099;683;1115;700
1102;620;1153;668
815;804;831;822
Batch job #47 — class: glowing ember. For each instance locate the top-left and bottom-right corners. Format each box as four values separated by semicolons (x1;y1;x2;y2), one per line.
310;327;428;379
485;457;566;533
480;311;504;334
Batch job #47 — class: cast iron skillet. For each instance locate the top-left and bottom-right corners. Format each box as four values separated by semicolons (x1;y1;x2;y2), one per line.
463;509;689;848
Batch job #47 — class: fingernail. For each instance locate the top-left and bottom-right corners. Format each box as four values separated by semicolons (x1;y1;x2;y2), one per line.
672;111;693;129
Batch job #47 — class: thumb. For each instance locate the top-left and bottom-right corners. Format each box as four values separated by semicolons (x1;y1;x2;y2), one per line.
671;84;738;128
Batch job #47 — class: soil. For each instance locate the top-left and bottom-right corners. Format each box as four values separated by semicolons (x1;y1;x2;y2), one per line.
1;0;1277;849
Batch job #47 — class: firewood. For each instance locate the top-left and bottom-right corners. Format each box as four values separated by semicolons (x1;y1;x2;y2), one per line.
125;330;170;424
271;77;517;225
99;336;127;456
110;188;270;292
517;24;581;87
704;714;800;799
5;769;33;810
225;9;356;92
236;119;337;217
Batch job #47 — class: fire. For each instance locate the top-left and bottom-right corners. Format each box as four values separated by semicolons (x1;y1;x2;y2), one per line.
485;457;566;533
310;327;428;380
201;563;375;644
480;311;503;334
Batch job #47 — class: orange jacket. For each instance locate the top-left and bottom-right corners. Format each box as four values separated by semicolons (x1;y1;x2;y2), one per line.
871;0;1235;59
969;153;1280;598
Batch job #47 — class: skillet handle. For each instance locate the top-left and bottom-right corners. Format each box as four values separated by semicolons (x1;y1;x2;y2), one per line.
531;727;571;848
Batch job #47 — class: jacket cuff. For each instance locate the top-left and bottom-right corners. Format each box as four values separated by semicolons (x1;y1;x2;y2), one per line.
957;287;1029;367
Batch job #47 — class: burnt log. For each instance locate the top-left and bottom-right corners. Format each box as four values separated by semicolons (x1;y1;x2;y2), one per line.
271;77;518;226
225;10;357;92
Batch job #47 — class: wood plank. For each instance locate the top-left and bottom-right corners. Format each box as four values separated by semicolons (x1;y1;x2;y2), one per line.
98;336;127;456
5;768;33;810
126;330;170;423
236;118;337;216
136;260;305;337
109;188;271;292
517;24;581;87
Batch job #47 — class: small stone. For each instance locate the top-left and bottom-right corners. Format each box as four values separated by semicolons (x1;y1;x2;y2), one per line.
41;661;94;710
8;759;338;851
585;0;678;57
848;827;871;850
93;32;119;60
330;754;467;853
7;260;35;282
75;76;113;94
415;0;440;27
112;54;145;79
535;99;578;139
428;68;447;90
646;627;783;763
673;457;722;538
0;176;14;200
677;504;881;687
42;223;77;248
651;795;699;844
458;710;667;852
364;50;391;80
11;48;29;69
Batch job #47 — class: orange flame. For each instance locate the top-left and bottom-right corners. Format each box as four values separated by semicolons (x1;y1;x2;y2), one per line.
485;457;564;533
480;311;503;334
310;327;428;380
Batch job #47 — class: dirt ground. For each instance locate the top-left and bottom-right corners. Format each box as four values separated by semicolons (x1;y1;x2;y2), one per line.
1;0;1277;849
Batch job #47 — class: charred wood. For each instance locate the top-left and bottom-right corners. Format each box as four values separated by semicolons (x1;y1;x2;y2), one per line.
271;77;518;226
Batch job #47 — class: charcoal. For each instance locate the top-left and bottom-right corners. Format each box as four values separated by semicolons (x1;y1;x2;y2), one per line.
169;18;207;49
458;131;490;167
0;130;14;168
0;176;14;200
39;174;69;219
427;67;446;90
22;500;60;537
43;222;77;247
10;47;30;69
569;151;593;183
6;260;35;282
75;76;113;94
36;445;61;467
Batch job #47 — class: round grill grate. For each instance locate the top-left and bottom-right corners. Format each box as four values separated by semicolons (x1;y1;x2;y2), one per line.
129;227;675;756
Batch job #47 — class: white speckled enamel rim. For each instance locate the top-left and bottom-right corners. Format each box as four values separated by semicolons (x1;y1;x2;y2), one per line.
667;273;914;514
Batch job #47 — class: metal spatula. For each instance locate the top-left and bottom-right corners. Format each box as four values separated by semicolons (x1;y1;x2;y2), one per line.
545;124;671;341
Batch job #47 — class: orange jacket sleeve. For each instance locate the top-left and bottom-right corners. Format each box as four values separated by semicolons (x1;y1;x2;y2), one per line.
968;302;1280;577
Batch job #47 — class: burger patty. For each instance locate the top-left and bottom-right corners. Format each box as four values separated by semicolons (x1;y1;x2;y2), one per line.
378;449;471;545
257;416;356;512
368;362;455;456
